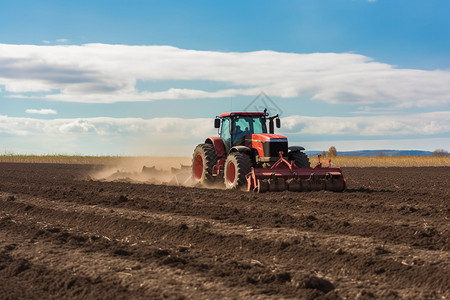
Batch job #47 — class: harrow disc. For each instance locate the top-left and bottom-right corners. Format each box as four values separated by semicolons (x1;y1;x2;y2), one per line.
325;177;346;192
256;179;269;193
287;179;301;192
269;178;286;192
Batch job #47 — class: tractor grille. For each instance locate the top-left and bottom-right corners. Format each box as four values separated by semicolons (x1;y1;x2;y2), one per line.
263;141;288;158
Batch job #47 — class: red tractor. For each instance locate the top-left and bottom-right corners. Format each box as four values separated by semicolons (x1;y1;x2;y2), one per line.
192;110;345;192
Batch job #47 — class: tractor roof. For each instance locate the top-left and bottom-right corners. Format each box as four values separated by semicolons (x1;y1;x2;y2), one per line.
219;112;265;118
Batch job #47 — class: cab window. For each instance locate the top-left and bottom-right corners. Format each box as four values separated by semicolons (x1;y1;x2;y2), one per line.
220;118;231;152
232;116;267;144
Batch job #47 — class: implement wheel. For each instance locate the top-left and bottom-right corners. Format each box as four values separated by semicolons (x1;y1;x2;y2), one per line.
288;151;311;168
224;152;251;189
192;143;217;184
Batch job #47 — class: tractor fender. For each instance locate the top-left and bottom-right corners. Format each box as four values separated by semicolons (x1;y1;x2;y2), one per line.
230;146;252;154
205;137;226;158
288;146;305;152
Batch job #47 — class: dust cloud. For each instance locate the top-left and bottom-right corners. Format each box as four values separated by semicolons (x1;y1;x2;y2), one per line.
89;156;195;186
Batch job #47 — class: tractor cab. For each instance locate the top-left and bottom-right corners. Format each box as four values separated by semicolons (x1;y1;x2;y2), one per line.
215;111;281;153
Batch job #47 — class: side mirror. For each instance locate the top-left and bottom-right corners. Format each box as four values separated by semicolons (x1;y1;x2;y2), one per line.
276;118;281;128
214;118;221;128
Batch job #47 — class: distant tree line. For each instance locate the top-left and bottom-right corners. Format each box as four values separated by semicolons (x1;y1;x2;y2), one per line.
432;149;449;157
321;146;338;157
320;147;448;157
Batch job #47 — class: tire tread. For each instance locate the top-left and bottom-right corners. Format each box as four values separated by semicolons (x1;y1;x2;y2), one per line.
288;151;311;168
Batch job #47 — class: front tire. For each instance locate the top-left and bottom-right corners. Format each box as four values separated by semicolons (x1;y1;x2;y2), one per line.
224;152;251;189
192;144;217;184
288;151;311;168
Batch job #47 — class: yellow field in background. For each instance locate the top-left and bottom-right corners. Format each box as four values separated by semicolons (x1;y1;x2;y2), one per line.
308;155;450;167
0;154;449;167
0;155;192;169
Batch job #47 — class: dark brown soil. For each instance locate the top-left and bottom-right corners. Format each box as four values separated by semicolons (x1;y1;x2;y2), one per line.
0;163;449;299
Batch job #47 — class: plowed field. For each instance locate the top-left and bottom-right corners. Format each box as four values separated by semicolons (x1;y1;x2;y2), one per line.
0;163;449;299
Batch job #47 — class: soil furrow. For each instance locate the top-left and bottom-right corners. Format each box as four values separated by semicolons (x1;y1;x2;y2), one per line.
1;179;447;251
0;163;448;299
0;194;448;298
0;220;274;300
1;193;448;266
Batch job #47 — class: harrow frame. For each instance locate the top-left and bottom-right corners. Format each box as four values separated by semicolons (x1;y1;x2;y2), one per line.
246;153;346;193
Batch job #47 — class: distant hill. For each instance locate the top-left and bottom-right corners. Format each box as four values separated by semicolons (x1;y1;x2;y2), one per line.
305;150;437;157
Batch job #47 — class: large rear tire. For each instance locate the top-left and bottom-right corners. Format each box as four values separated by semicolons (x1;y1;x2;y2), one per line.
288;151;311;168
192;144;217;184
224;152;251;189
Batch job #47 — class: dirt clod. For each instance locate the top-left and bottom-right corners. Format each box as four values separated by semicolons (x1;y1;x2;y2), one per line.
118;195;128;202
7;258;31;276
300;275;335;293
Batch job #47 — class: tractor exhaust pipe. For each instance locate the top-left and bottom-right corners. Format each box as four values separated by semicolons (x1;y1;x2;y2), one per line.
269;119;274;134
267;114;280;134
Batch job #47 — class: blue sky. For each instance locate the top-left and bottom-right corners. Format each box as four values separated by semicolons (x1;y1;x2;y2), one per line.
0;0;449;155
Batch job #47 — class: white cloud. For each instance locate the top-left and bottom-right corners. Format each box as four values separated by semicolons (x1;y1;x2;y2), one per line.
0;112;448;154
0;111;450;155
0;115;217;155
25;108;57;115
41;39;69;45
282;111;450;136
1;112;448;137
0;115;215;138
0;43;449;108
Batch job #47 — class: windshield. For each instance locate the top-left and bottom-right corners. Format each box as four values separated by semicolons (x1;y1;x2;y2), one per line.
232;116;267;144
